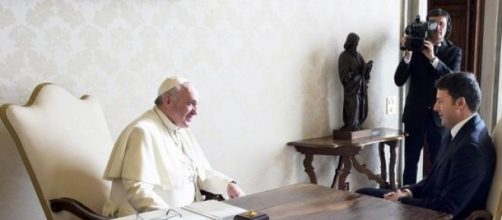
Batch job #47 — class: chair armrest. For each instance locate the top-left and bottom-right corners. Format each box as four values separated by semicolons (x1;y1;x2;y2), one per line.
50;197;109;220
200;190;225;201
465;210;492;220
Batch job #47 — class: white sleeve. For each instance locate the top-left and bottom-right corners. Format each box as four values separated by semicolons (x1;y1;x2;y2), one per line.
431;57;439;68
122;179;169;212
198;169;233;196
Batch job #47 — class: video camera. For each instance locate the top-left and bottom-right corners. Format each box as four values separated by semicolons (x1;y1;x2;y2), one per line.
401;15;438;52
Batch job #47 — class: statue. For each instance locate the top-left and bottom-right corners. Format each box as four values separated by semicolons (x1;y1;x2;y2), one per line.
338;33;373;131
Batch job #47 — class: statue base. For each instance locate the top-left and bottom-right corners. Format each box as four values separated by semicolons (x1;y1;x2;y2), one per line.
333;128;379;140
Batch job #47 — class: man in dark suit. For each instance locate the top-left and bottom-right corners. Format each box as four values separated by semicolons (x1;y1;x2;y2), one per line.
395;8;462;184
357;72;495;219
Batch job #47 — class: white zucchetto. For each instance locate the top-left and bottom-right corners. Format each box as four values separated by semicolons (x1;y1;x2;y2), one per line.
157;76;189;96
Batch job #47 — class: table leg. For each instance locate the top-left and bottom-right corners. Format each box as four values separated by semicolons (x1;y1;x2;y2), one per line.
303;153;317;184
378;142;387;181
351;155;387;187
331;157;343;188
334;156;351;190
386;140;398;189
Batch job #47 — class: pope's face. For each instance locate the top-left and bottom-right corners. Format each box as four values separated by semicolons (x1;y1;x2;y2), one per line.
167;84;199;128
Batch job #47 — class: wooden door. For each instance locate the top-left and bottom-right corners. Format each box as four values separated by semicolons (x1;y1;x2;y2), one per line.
428;0;484;79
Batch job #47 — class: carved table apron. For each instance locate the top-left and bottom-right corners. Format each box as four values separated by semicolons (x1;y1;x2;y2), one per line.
287;128;404;190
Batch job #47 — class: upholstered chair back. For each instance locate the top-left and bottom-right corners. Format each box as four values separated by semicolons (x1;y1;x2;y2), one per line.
0;83;113;220
486;118;502;219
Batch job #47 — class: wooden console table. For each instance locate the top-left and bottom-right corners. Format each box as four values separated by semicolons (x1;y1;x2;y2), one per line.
287;128;404;190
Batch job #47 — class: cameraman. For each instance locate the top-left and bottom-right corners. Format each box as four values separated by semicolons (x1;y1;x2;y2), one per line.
395;8;462;185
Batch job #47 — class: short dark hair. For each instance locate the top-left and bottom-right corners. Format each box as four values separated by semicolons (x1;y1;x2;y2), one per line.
427;8;452;37
435;72;481;112
427;8;451;20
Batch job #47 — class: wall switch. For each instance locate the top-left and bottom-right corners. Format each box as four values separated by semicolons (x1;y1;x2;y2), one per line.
386;96;397;115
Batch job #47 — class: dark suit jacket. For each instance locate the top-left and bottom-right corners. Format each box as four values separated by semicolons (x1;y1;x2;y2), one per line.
394;41;462;128
400;115;496;219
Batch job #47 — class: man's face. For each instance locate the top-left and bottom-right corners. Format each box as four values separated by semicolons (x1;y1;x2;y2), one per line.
166;84;199;128
433;89;460;129
429;16;448;43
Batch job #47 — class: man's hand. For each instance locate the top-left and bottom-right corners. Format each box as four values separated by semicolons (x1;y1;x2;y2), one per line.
383;189;409;202
399;34;412;58
400;35;407;49
227;182;245;199
422;40;436;61
401;35;413;61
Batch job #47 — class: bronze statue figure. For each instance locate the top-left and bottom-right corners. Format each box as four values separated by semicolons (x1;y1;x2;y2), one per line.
338;33;373;131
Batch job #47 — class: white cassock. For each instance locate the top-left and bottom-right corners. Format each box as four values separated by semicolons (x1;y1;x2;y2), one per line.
102;107;232;217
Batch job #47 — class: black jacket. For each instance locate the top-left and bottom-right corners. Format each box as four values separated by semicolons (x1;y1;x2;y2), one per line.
394;41;462;127
400;115;496;219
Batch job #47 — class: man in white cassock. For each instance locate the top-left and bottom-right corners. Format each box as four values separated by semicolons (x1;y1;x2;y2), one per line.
102;76;245;217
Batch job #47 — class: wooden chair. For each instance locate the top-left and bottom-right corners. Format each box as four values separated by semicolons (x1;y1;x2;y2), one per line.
0;83;112;220
467;118;502;220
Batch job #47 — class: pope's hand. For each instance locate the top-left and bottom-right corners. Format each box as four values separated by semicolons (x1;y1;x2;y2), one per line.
227;182;245;199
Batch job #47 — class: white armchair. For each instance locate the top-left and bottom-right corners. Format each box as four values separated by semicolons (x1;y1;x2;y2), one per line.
467;118;502;220
485;117;502;219
0;83;113;220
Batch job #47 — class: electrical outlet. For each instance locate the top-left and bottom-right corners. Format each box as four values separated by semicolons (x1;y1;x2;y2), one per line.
386;96;397;115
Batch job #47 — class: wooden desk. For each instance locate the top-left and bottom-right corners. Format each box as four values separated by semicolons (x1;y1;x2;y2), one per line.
226;183;450;220
287;128;404;190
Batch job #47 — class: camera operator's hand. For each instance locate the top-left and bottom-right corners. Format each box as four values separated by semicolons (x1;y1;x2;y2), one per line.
422;40;436;62
400;35;407;48
401;35;412;61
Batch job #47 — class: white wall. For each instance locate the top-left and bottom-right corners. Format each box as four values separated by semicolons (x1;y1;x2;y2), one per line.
480;0;502;131
0;0;401;217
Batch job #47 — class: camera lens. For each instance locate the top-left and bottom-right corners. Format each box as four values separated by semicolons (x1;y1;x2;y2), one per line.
428;21;438;31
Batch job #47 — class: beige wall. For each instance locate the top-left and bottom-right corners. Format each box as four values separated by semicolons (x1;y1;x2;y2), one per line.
480;0;502;131
0;0;402;217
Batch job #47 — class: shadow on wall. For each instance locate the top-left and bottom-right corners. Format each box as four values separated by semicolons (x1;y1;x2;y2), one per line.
328;39;343;131
0;123;45;219
256;146;306;192
357;32;394;129
296;46;342;187
361;32;393;62
300;47;331;139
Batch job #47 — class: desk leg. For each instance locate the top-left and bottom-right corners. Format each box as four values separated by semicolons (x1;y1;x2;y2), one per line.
332;156;351;190
378;143;387;181
351;155;387;188
303;153;317;184
386;140;398;189
331;158;342;188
